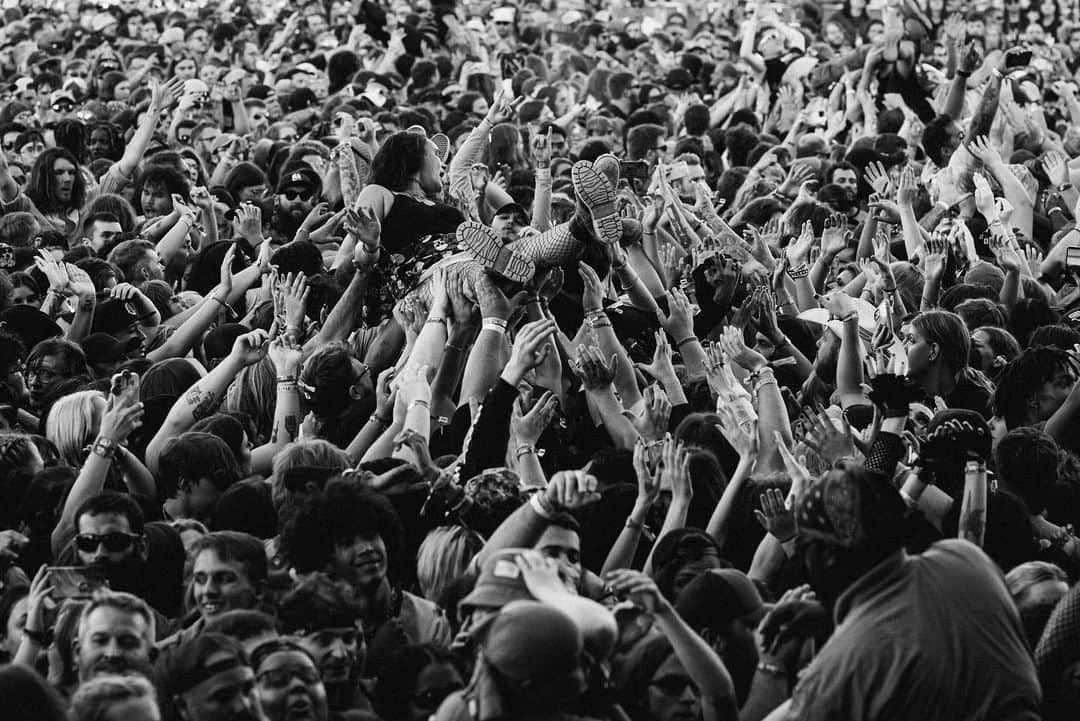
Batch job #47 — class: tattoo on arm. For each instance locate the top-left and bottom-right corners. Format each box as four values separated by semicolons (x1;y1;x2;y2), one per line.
184;385;220;420
284;415;298;441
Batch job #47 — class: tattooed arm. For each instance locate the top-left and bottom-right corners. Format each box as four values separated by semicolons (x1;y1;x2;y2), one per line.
250;336;303;476
145;329;270;476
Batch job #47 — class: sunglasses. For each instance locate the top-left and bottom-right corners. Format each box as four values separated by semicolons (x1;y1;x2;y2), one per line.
75;531;140;553
257;665;321;689
282;189;312;201
650;675;699;697
52;101;75;112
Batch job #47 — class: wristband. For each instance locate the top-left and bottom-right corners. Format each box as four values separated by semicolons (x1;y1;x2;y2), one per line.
368;414;391;428
481;321;506;335
530;492;557;519
757;661;787;677
426;317;447;327
676;337;697;348
407;399;431;412
91;437;117;459
884;286;897;293
482;316;507;329
445;343;464;353
591;320;613;330
22;627;53;647
515;444;537;459
786;264;809;279
956;69;971;78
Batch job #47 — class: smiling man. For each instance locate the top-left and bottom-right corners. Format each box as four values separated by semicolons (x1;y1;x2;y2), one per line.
160;532;268;650
281;480;451;679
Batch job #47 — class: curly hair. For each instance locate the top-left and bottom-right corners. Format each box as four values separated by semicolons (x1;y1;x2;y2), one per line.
366;131;430;191
281;479;404;582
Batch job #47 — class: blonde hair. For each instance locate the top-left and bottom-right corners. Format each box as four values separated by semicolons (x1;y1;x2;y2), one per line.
1005;561;1069;603
222;355;276;443
71;673;157;721
46;390;106;467
416;525;484;603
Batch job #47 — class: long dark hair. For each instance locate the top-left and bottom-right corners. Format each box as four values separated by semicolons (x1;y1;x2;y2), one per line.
366;132;429;191
28;147;86;214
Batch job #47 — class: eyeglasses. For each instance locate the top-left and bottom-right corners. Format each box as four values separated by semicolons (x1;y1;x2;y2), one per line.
75;532;140;553
650;676;699;697
52;101;75;112
257;665;321;689
282;189;312;201
413;683;464;710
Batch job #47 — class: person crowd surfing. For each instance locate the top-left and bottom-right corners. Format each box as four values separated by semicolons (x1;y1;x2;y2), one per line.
7;0;1080;719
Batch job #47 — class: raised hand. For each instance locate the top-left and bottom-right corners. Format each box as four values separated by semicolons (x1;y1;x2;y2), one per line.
864;160;892;197
785;220;815;268
718;325;768;373
230;329;270;367
504;318;556;383
659;433;692;502
267;334;303;377
543;469;601;511
621;384;672;441
895;165;918;207
604;568;670;614
512;390;558;446
820;213;849;258
802;409;857;463
280;272;310;331
656;288;695;340
715;404;758;460
578;261;605;312
972;172;998;221
1042;150;1070;187
754;487;796;541
635;331;677;382
775;430;812;502
632;436;662;507
921;230;947;281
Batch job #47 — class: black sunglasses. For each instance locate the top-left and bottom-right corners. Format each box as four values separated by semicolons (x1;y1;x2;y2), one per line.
282;189;312;201
75;531;140;553
650;675;699;697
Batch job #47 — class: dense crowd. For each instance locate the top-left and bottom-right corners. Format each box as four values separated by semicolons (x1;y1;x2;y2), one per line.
3;0;1080;719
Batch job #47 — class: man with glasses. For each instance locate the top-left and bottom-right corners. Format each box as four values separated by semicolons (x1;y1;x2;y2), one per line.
58;491;186;619
191;121;222;167
265;167;321;245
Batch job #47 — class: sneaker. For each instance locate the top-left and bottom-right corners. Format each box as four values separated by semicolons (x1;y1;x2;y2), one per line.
457;221;535;283
572;161;621;245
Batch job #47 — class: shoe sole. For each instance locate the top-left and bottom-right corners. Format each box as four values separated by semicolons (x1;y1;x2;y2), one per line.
457;221;534;283
572;161;621;245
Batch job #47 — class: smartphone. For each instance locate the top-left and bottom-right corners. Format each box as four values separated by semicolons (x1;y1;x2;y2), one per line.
619;160;649;180
110;370;140;406
1066;246;1080;268
47;566;109;600
1005;49;1033;69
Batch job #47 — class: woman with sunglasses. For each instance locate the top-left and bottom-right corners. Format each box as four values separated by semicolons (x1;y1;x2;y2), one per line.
252;639;330;721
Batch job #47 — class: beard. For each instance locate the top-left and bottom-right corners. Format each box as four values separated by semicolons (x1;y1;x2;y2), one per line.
90;555;144;595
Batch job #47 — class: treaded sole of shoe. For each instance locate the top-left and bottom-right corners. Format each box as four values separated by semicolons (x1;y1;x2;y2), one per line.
572;163;621;245
458;222;534;283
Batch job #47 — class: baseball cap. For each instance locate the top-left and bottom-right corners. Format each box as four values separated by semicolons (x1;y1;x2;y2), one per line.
491;7;516;22
49;89;76;106
275;166;322;196
291;62;320;77
0;305;62;348
675;569;769;631
460;549;536;611
81;333;140;366
159;27;185;46
664;68;692;91
482;601;581;681
202;323;247;362
171;633;250;695
91;298;140;336
493;202;528;226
